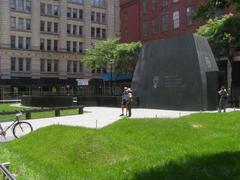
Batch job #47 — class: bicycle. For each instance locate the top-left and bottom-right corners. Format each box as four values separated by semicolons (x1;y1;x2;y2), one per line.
0;111;33;139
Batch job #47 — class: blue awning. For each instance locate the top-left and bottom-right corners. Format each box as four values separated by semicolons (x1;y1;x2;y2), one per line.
103;72;133;81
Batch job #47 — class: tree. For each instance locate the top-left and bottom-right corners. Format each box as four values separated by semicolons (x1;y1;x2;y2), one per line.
82;39;142;95
195;0;240;20
197;13;240;105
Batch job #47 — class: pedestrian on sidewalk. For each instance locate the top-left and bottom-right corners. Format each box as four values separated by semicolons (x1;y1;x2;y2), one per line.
120;87;129;116
218;86;228;112
127;88;133;117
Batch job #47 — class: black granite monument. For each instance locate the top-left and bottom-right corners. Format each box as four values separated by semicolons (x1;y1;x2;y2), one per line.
131;34;219;110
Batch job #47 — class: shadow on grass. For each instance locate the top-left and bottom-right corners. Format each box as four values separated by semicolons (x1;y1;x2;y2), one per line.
134;152;240;180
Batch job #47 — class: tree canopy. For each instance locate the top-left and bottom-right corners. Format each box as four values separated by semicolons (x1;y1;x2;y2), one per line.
82;39;142;72
195;0;240;20
197;13;240;60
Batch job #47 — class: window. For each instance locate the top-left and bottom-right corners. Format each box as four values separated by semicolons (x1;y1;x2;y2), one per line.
161;0;168;6
18;0;24;11
73;41;77;52
67;61;71;72
186;6;194;25
67;8;71;18
47;39;51;50
18;58;24;71
26;58;31;71
73;61;77;72
54;23;58;33
96;12;101;23
18;37;24;49
18;18;24;30
10;17;16;29
11;36;16;48
102;29;106;39
143;0;148;13
26;19;31;30
11;57;16;71
67;24;71;34
53;5;59;16
10;0;16;10
79;9;83;20
124;12;128;21
67;41;71;51
143;21;148;36
73;8;77;18
91;11;95;21
91;27;95;37
79;42;83;53
47;60;52;72
41;3;45;14
96;28;101;38
91;0;106;8
54;60;58;72
40;39;45;50
40;21;45;31
79;26;83;36
152;0;157;10
47;22;52;32
152;18;159;33
25;0;31;12
47;4;52;15
79;62;83;72
40;59;45;72
54;40;58;51
162;14;169;32
124;28;128;37
173;11;180;29
73;25;77;35
102;14;106;24
26;37;31;49
173;0;179;2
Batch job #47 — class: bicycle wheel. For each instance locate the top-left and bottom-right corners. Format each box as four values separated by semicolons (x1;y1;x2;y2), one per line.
13;122;33;138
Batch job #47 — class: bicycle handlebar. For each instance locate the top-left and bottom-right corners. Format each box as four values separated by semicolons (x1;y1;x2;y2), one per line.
16;111;22;118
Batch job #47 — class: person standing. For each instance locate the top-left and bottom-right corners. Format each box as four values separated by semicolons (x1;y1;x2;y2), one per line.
127;88;133;117
218;86;228;112
120;87;129;116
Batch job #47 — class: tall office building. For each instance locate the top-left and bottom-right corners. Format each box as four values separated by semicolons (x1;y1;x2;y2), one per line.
0;0;119;98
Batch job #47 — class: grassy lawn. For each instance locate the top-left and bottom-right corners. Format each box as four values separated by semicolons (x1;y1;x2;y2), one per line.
0;112;240;179
0;104;80;121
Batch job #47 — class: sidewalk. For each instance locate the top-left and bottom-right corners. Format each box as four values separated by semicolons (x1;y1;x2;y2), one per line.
0;107;236;142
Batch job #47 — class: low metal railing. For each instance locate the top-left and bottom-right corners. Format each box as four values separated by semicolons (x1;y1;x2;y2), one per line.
0;162;16;180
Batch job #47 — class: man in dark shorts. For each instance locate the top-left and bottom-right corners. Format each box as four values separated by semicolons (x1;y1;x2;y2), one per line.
120;87;129;116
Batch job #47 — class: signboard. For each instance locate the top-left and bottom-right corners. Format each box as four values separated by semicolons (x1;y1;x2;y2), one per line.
76;79;89;86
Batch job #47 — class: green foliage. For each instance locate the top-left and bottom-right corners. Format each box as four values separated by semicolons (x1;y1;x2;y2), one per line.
82;39;142;72
197;14;240;59
1;112;240;179
195;0;240;20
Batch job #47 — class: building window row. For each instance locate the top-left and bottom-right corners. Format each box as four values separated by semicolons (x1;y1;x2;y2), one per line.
41;3;59;16
40;59;58;73
40;39;58;51
91;11;106;24
91;0;106;8
67;8;83;20
143;0;181;12
67;0;84;5
67;24;83;36
40;21;59;33
10;0;31;13
11;57;31;72
10;36;31;49
91;67;106;74
91;27;106;39
67;60;83;73
66;41;83;53
10;17;31;31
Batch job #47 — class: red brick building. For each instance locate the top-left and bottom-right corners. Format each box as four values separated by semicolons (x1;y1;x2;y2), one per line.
120;0;235;43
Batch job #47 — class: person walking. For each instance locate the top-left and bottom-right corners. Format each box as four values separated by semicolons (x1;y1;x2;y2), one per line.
127;88;133;117
120;87;129;116
218;86;228;112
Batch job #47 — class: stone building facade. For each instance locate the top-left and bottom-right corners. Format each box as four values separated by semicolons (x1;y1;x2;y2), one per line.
0;0;119;98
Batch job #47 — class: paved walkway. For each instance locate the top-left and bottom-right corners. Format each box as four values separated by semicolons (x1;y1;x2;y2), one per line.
0;107;237;142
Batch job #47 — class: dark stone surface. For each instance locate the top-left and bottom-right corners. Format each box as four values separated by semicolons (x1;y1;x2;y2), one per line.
131;34;219;110
21;96;74;107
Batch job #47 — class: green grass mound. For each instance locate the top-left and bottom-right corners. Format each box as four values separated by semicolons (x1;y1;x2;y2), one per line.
0;112;240;179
